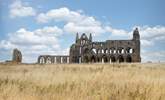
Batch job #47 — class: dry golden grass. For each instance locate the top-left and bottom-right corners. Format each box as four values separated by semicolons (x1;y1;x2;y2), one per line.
0;63;165;100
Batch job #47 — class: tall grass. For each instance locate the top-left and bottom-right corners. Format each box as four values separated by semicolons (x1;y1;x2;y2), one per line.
0;63;165;100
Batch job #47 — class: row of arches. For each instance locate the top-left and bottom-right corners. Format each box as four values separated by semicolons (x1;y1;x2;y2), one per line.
82;55;132;63
91;47;134;55
38;56;69;64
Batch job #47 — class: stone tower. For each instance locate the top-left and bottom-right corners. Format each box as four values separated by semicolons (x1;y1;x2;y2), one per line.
132;28;141;62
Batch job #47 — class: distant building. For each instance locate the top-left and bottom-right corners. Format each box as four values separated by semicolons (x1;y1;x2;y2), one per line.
38;28;141;64
5;48;22;64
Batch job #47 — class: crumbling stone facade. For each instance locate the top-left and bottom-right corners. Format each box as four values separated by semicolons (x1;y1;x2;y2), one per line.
38;55;69;64
38;28;141;64
12;48;22;63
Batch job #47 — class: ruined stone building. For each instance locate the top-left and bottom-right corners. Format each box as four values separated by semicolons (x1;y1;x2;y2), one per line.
5;48;22;64
12;48;22;63
38;28;141;64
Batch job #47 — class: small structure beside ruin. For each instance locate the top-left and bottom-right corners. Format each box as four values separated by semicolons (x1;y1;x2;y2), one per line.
12;48;22;63
5;48;22;64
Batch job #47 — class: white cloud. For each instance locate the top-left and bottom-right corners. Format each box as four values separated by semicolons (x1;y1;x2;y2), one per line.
8;26;62;45
36;7;105;35
37;7;93;24
0;26;65;63
139;26;165;40
0;40;16;50
64;22;105;36
9;0;36;18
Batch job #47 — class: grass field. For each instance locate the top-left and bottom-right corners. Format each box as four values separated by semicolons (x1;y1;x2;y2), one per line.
0;63;165;100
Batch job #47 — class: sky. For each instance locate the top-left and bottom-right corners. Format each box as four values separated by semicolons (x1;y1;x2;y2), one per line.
0;0;165;63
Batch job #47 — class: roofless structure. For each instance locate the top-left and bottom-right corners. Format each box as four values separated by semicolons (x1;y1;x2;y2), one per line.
38;28;141;64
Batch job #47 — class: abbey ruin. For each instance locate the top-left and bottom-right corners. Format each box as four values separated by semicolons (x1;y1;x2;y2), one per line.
38;28;141;64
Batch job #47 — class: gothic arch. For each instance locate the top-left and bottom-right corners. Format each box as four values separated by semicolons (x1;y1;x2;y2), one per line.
39;57;45;64
110;56;116;63
104;48;109;54
109;48;112;54
91;55;96;63
80;33;89;45
102;55;108;63
110;47;116;54
118;55;124;63
46;57;52;64
126;55;132;62
101;49;104;54
126;47;134;54
91;48;97;54
97;49;101;54
96;56;101;62
117;47;124;54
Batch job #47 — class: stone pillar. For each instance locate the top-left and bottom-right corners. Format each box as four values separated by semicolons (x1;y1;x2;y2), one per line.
102;58;104;63
109;58;111;64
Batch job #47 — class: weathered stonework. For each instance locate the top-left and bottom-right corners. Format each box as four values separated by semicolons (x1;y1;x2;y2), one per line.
38;55;69;64
38;28;141;64
12;48;22;63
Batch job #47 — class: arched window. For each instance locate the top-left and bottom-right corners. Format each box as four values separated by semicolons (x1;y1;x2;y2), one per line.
117;48;124;54
98;49;101;54
103;56;108;63
121;49;124;54
126;47;134;54
114;49;116;54
105;49;108;54
54;57;56;63
92;48;97;54
130;48;133;54
46;57;51;64
110;56;116;63
40;57;45;64
118;55;124;63
91;56;96;63
83;35;86;38
67;57;69;63
61;57;63;63
109;49;112;54
117;49;121;54
110;48;116;54
102;49;104;54
126;55;132;62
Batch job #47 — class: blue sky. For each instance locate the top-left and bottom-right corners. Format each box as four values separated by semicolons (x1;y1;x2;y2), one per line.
0;0;165;63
